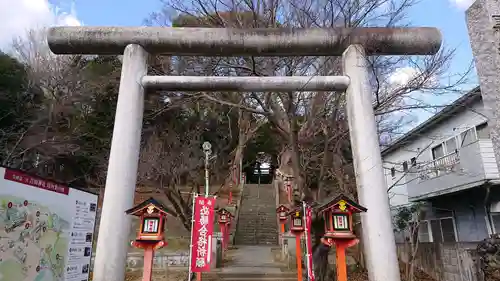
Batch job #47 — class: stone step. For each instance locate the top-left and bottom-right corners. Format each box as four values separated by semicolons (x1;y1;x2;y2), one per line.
236;228;277;232
236;239;278;243
238;219;277;223
236;237;277;241
236;238;278;242
236;184;277;246
237;220;277;224
236;232;277;236
237;223;277;226
235;239;278;244
218;276;297;281
218;272;296;278
236;227;277;232
237;225;278;228
236;237;277;240
236;229;277;233
236;239;278;242
241;209;275;211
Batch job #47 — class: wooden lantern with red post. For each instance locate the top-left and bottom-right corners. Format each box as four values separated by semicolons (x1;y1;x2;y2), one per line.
216;208;233;250
126;197;176;281
276;204;290;241
288;208;305;281
316;194;367;281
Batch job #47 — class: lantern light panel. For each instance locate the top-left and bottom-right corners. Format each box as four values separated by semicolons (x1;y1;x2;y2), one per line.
143;217;160;233
333;214;349;231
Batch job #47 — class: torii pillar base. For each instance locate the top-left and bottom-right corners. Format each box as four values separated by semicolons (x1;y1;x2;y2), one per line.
131;240;167;281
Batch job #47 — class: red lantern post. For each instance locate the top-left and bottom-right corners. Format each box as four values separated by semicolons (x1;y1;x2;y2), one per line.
276;205;290;244
316;195;367;281
289;208;305;281
126;198;176;281
216;208;233;251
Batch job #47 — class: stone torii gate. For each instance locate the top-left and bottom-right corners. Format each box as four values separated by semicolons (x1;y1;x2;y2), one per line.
47;26;441;281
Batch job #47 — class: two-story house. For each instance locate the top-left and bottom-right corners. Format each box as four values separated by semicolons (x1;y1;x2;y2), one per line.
382;86;500;242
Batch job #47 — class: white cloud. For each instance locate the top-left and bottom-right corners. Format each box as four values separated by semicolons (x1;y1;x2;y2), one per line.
387;66;438;91
0;0;81;50
449;0;474;10
388;67;420;88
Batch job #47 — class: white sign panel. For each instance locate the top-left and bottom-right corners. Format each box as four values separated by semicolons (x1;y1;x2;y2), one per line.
0;167;98;281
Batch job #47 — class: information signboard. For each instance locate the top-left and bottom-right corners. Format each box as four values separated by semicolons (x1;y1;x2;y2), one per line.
0;167;98;281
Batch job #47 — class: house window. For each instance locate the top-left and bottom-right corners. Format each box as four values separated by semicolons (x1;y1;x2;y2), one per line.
445;137;458;154
403;161;408;172
460;127;477;147
476;122;489;139
490;213;500;233
410;157;417;167
429;217;457;242
418;221;431;242
391;167;396;178
431;144;445;160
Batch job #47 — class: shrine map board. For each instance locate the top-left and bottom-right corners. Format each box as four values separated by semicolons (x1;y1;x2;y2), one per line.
0;167;98;281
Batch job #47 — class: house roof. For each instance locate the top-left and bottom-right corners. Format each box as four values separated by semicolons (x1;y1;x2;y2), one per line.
381;86;482;156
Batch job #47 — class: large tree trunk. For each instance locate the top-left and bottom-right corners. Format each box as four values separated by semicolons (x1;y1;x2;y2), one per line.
223;109;260;192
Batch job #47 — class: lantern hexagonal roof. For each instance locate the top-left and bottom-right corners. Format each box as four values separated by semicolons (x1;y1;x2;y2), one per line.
276;204;290;213
286;207;304;218
125;197;177;217
316;194;367;215
216;207;234;217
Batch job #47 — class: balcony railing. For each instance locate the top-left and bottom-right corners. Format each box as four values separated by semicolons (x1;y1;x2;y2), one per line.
418;152;460;181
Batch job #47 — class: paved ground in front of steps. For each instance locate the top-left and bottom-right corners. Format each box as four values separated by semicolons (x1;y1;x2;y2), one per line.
220;246;283;274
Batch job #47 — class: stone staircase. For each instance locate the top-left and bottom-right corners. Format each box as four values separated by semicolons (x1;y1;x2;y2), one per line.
235;184;278;245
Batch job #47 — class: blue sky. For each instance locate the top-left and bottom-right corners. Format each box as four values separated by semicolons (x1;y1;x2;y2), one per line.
1;0;477;86
73;0;162;26
73;0;476;78
409;0;478;86
0;0;478;126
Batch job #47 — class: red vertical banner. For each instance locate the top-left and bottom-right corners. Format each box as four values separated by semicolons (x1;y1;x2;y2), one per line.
305;205;315;281
190;196;216;272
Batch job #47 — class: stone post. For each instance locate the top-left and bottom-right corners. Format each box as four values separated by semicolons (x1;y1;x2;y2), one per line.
343;45;401;281
92;44;148;281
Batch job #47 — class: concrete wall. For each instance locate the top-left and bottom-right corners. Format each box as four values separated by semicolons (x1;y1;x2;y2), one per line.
427;188;492;242
467;0;500;172
383;99;489;207
397;242;483;281
392;188;497;243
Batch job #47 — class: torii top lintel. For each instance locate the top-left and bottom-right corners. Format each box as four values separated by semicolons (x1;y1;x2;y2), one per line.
125;197;177;217
47;26;442;56
316;194;367;215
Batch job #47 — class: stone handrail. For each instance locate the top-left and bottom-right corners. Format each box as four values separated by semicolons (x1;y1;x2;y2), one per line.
230;182;244;245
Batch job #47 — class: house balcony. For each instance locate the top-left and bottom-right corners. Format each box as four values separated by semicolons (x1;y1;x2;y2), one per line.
406;139;500;201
